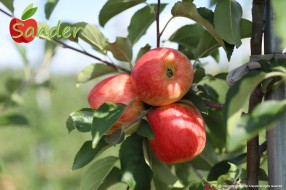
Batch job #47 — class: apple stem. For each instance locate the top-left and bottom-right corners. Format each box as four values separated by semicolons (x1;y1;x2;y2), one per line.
156;0;161;48
52;38;131;74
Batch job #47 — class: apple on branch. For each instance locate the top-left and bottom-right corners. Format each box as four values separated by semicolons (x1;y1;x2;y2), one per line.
88;74;144;135
131;48;194;106
147;103;206;164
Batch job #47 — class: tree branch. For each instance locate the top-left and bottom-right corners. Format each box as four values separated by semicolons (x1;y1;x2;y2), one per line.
52;38;131;74
0;8;12;17
247;0;265;189
156;0;161;48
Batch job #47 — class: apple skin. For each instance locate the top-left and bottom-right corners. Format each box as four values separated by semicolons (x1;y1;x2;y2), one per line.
9;18;37;43
147;103;206;164
131;48;193;106
88;74;144;134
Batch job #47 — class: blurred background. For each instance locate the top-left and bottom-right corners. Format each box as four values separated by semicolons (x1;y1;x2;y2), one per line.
0;0;251;189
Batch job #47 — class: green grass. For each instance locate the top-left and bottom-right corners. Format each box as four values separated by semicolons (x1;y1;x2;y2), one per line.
0;70;94;190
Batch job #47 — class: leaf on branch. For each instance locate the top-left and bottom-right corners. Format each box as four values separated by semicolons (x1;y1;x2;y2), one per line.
99;0;145;27
79;156;119;190
214;0;242;47
45;0;59;19
72;139;111;170
66;108;94;133
92;102;126;148
0;0;14;13
171;1;226;51
225;71;286;151
76;64;118;85
135;44;151;62
136;119;154;140
119;134;153;190
107;37;133;62
168;24;204;49
228;100;286;151
128;4;166;45
73;22;108;54
98;167;122;190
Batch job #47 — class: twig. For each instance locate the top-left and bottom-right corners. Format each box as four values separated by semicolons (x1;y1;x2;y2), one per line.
156;0;161;48
203;99;224;110
259;141;267;156
52;38;131;74
159;16;174;38
247;1;266;189
0;8;12;17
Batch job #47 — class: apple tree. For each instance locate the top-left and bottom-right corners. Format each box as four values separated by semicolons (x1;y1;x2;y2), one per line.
1;0;286;190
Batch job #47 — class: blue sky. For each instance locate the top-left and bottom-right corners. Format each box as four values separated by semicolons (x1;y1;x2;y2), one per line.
0;0;251;75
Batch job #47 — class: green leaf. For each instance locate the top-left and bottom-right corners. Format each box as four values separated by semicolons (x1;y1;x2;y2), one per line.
217;163;240;186
92;102;126;148
21;3;37;20
168;24;204;49
0;0;14;12
45;0;59;19
193;66;206;83
108;37;133;62
228;100;286;151
119;134;152;190
214;0;242;47
98;167;122;190
272;0;286;49
80;156;118;190
66;108;94;133
104;128;125;145
76;64;118;85
136;44;151;62
128;4;166;45
136;119;154;140
203;110;226;149
240;19;252;38
197;7;214;24
0;114;28;127
182;91;208;114
193;30;219;59
72;140;111;170
225;71;286;151
171;1;226;51
152;156;183;188
74;22;108;54
99;0;145;26
190;141;218;170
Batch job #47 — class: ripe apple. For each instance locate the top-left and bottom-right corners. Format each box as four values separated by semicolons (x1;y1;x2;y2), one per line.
131;48;193;106
10;18;37;43
204;184;217;190
88;74;144;134
147;103;206;164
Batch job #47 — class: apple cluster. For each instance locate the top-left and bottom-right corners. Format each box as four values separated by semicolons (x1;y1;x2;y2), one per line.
88;48;206;164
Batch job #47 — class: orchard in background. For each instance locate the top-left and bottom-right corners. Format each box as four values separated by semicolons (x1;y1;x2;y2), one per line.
1;0;286;190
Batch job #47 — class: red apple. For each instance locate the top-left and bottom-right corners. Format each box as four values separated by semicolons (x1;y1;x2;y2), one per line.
10;18;37;43
148;103;206;164
131;48;193;106
88;74;144;134
204;184;217;190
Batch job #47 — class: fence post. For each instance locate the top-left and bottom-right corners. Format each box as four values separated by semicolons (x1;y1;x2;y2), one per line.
265;0;286;189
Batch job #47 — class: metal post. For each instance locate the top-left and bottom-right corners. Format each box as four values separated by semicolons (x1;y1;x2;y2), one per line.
265;0;286;189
